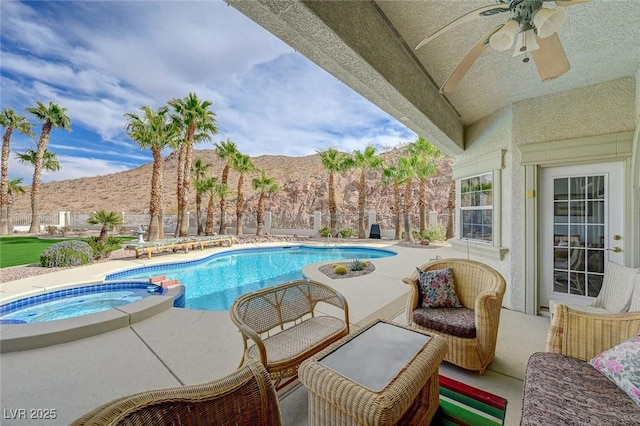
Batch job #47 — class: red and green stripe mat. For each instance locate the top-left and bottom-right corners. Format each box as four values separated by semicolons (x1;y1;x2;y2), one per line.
432;375;508;426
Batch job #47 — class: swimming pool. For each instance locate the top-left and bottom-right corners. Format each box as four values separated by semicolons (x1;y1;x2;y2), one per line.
106;245;396;311
0;282;168;324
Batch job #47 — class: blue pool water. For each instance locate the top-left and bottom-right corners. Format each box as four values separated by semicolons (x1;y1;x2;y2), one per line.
106;245;395;311
0;282;164;324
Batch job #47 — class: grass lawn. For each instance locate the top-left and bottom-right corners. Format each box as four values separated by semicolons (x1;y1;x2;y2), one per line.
0;236;135;268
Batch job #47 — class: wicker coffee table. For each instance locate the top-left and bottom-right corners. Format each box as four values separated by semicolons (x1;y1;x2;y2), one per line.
298;318;447;426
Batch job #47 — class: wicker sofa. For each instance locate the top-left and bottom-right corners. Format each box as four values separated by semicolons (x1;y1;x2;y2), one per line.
230;279;350;389
521;305;640;425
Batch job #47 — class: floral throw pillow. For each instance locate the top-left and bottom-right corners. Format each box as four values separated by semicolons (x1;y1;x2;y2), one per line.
417;267;462;308
589;334;640;406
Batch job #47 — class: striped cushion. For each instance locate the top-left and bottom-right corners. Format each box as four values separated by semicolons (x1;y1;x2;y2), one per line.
629;272;640;312
593;262;638;312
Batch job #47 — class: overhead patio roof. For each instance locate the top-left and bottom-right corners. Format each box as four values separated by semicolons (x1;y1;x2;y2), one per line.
226;0;640;156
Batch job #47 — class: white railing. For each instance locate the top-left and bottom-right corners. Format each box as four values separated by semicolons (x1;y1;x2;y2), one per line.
9;210;451;238
10;212;60;227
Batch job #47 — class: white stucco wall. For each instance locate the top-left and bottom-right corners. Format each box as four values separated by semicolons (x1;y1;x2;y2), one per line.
634;68;640;266
454;77;637;313
513;78;635;146
455;107;519;309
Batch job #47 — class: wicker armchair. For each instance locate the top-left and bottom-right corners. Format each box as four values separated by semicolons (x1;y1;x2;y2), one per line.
230;279;349;389
403;258;506;374
71;359;281;426
545;304;640;359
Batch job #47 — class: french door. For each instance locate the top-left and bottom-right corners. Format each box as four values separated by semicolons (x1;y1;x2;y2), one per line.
540;162;624;308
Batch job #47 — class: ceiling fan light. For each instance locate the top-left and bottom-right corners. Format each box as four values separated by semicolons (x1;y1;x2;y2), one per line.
489;19;519;51
513;29;539;56
533;7;567;38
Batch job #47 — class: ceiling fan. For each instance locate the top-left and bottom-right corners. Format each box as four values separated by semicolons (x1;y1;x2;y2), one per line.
415;0;590;94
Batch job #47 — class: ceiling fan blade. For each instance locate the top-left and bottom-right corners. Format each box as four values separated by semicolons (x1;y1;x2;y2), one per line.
440;25;503;95
555;0;590;6
415;4;509;50
531;33;570;81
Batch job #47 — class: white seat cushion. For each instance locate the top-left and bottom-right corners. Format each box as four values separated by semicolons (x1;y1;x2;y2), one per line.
592;261;638;312
549;299;610;316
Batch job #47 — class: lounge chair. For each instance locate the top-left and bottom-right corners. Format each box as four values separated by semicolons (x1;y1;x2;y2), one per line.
124;235;234;259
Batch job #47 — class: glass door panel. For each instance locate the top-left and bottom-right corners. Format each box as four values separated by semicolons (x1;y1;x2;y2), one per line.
552;175;605;298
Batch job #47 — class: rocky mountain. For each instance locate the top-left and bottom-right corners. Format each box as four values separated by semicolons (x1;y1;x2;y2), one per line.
11;148;453;224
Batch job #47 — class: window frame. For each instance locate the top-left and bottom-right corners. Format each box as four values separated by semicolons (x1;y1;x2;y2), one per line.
451;149;508;260
460;172;494;244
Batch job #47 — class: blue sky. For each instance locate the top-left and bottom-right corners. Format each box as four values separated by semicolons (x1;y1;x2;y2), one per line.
1;0;415;184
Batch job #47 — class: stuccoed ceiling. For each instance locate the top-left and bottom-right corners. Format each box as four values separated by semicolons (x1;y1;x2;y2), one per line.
376;0;640;125
228;0;640;154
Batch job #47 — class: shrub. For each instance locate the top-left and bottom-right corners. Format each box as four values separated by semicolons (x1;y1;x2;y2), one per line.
350;259;367;271
413;227;447;243
45;225;58;235
338;228;355;238
87;236;125;260
333;264;348;275
40;240;93;268
59;226;72;237
318;227;332;238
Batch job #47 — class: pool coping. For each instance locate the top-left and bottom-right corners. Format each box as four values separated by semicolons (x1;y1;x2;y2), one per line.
0;285;182;353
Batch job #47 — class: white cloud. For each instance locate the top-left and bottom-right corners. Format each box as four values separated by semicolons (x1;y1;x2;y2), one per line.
48;144;150;163
0;0;413;185
8;154;132;183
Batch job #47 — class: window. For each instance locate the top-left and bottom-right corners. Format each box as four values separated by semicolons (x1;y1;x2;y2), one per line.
450;149;507;260
460;172;493;243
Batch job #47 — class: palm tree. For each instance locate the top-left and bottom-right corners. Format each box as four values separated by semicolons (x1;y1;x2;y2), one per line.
87;210;124;242
25;101;71;233
352;145;383;238
232;153;256;236
204;178;232;236
124;105;179;241
407;137;442;233
318;148;352;237
398;154;421;242
6;178;26;233
194;177;211;235
173;134;186;236
252;169;279;236
382;165;405;240
214;139;239;234
1;108;34;235
446;179;456;239
15;149;61;214
192;157;211;235
16;148;60;169
169;93;218;237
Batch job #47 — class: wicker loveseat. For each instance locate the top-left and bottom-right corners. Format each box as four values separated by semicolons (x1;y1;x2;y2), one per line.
230;279;350;389
521;305;640;425
72;359;281;426
403;258;506;374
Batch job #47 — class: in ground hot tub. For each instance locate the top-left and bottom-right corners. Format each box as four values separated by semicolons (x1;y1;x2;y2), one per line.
0;280;184;353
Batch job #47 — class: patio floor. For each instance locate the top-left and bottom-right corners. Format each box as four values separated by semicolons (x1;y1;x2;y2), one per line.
0;241;550;425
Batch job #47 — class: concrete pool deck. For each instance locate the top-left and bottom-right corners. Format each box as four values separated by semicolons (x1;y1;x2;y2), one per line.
0;240;549;425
